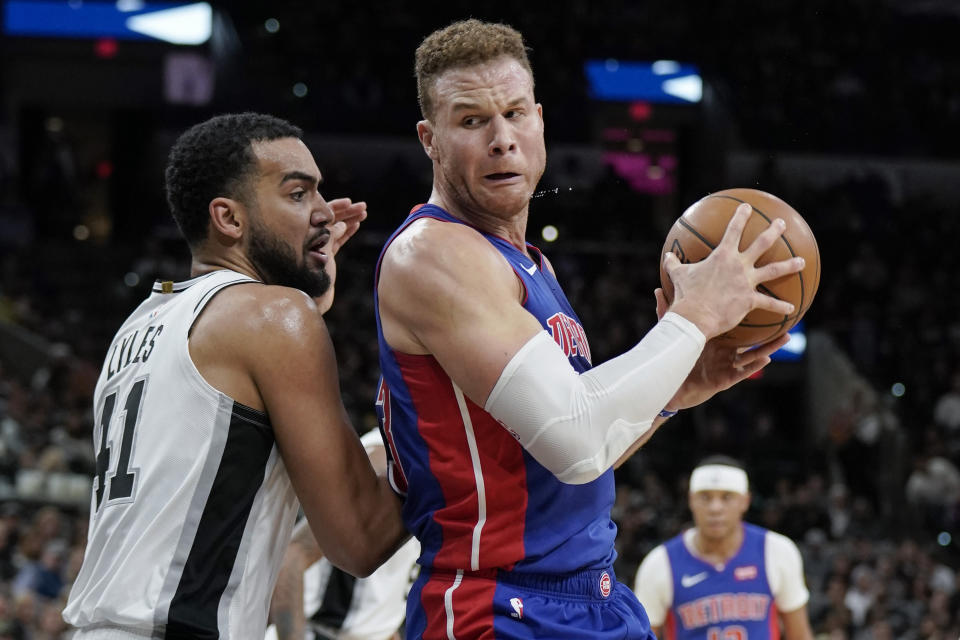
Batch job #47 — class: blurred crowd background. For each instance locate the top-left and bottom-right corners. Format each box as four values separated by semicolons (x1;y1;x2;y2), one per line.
1;1;959;638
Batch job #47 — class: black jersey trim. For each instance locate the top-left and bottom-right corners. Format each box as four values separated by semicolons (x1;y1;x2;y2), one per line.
230;402;270;429
163;403;275;639
309;567;357;634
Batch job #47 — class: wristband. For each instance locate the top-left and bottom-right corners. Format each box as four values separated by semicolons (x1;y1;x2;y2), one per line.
658;408;678;419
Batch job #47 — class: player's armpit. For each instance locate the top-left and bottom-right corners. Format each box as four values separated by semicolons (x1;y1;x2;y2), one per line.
378;219;544;406
238;288;406;577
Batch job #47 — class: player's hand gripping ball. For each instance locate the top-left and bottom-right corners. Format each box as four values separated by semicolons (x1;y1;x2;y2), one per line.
659;188;821;348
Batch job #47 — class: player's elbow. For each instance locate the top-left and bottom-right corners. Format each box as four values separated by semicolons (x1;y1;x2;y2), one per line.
325;545;390;578
533;427;608;484
323;525;406;578
552;456;606;485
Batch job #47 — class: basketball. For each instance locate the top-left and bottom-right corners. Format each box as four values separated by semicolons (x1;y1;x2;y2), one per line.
659;188;821;348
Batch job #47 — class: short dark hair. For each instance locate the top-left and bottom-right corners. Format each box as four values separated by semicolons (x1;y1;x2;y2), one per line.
164;112;303;247
694;454;746;471
415;19;533;120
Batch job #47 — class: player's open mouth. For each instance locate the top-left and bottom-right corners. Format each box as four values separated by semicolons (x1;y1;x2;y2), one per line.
307;232;330;263
485;172;521;181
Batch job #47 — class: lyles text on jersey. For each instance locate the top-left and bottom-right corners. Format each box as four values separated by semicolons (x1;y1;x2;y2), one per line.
106;324;164;380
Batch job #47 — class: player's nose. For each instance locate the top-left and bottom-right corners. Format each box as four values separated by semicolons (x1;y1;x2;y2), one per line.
311;199;334;226
488;115;517;156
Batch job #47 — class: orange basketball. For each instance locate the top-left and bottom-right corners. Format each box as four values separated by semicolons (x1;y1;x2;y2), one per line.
659;188;821;348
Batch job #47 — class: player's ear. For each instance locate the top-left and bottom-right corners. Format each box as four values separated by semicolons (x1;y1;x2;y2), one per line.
417;120;435;160
209;197;246;242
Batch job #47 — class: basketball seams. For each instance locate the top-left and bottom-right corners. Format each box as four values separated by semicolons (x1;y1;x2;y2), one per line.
677;218;717;251
663;189;819;346
704;194;808;329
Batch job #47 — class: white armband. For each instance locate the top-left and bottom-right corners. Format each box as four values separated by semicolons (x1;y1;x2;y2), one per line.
484;312;705;484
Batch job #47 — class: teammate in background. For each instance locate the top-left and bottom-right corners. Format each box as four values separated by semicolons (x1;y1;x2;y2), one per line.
374;19;804;639
268;430;420;640
63;113;407;640
633;456;814;640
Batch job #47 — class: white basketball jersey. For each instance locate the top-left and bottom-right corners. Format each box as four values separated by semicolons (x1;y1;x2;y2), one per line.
63;270;301;640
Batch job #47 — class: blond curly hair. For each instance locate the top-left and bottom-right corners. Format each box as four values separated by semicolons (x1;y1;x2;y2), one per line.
415;19;534;119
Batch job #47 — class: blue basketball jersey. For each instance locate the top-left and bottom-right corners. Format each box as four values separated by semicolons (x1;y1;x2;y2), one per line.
373;204;617;578
663;524;780;640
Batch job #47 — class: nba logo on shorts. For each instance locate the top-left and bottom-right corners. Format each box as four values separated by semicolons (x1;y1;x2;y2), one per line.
599;572;612;598
510;597;524;619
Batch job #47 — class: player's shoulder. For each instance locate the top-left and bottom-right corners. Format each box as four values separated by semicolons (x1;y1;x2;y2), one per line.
199;282;325;350
539;252;558;277
764;528;802;552
638;542;670;571
381;217;512;292
387;216;497;269
209;282;318;325
634;542;672;598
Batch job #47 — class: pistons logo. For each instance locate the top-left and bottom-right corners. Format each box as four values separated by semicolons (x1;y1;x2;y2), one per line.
599;572;612;598
734;565;758;581
546;312;592;363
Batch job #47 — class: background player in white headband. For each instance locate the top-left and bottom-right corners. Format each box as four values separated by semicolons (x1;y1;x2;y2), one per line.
633;456;814;640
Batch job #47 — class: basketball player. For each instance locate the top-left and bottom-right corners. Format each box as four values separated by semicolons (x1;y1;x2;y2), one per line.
267;430;420;640
62;113;407;639
633;457;813;640
373;19;805;639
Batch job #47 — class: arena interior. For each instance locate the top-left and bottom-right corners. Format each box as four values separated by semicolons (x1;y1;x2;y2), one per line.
0;1;959;638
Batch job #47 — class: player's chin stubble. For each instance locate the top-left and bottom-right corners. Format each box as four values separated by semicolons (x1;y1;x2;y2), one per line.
248;226;330;298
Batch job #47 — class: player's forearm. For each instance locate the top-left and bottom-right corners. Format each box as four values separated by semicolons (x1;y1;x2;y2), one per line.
781;606;814;640
270;536;315;640
313;477;407;577
614;414;671;470
486;312;704;484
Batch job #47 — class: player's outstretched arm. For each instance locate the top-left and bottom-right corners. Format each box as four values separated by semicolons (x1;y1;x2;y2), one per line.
379;221;705;484
191;284;407;577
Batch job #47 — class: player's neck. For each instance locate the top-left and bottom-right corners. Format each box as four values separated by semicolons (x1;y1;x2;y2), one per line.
691;524;744;567
189;249;262;283
428;191;530;254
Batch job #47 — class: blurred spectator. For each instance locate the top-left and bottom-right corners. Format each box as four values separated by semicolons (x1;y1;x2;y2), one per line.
844;565;876;628
905;450;960;531
933;369;960;432
11;541;64;601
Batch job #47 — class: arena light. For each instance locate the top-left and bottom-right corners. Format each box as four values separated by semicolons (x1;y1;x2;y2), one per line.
126;3;211;45
662;75;702;103
585;60;702;104
4;1;211;44
770;322;807;362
